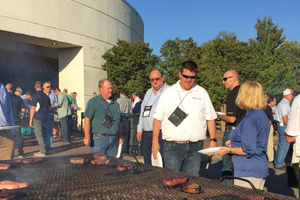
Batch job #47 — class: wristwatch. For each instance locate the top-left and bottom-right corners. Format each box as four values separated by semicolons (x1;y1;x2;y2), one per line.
210;138;217;142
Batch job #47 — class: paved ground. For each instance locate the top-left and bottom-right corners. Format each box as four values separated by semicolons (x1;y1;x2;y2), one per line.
16;130;299;198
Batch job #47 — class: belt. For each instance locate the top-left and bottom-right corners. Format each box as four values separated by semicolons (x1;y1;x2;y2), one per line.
93;133;114;137
225;126;236;131
166;140;198;144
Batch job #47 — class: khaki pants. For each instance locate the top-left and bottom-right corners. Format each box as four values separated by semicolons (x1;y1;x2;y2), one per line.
234;177;265;190
266;125;274;162
0;130;14;160
292;143;300;164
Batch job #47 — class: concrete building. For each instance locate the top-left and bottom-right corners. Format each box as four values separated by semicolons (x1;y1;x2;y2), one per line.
0;0;144;124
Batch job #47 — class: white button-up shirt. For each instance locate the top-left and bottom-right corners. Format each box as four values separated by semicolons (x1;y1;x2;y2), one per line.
153;80;216;142
275;98;291;124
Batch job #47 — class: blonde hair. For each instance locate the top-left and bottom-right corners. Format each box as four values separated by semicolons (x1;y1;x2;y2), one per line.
236;81;266;111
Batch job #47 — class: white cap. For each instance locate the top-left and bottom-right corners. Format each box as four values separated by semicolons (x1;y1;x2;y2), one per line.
283;88;296;96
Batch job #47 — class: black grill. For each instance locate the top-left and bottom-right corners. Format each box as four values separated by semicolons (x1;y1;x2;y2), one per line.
0;154;297;199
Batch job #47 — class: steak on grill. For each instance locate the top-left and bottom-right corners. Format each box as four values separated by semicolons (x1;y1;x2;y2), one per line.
0;164;10;171
163;176;188;186
90;159;109;165
15;158;42;164
0;181;28;190
70;158;88;164
181;183;200;194
93;153;107;160
0;189;14;200
117;164;132;171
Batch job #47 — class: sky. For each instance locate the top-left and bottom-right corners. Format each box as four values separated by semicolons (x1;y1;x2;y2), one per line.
125;0;300;56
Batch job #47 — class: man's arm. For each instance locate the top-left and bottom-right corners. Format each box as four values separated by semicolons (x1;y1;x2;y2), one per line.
207;119;217;148
152;119;162;159
285;133;296;143
118;122;123;145
29;106;36;126
217;114;236;124
83;117;91;146
282;115;289;125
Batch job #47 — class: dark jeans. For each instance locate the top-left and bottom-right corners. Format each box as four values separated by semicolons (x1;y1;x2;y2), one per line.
45;113;54;147
90;134;118;157
60;116;70;142
33;119;46;154
68;115;72;136
222;130;233;184
163;140;203;176
14;121;24;156
143;130;164;165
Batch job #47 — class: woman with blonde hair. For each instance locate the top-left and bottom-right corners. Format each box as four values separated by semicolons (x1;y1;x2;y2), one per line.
216;81;270;189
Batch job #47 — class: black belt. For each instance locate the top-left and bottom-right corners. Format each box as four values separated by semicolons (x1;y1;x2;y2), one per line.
225;126;236;131
93;133;114;137
166;140;198;144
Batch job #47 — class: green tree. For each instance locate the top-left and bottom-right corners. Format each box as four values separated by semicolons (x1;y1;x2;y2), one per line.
102;39;159;96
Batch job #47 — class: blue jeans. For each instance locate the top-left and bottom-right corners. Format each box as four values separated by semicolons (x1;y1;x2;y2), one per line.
33;119;46;154
45;113;54;147
163;140;203;176
90;134;118;157
222;130;233;184
60;116;69;142
143;130;164;165
274;125;290;168
14;121;24;156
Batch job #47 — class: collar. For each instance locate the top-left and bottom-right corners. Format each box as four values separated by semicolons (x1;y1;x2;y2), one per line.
174;80;197;92
98;94;114;104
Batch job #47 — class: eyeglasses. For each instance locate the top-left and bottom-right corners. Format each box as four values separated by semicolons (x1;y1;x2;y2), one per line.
150;77;161;82
182;74;196;79
222;76;233;82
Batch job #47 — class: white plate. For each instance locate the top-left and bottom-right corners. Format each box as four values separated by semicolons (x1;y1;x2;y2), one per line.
116;144;122;158
198;147;224;155
216;112;226;116
151;151;163;168
0;126;20;130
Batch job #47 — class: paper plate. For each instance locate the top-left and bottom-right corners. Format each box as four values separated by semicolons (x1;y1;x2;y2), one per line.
0;126;21;130
198;147;223;155
151;151;163;167
216;112;226;116
116;144;122;158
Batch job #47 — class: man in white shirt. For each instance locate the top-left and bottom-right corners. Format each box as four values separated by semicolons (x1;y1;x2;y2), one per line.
152;61;217;176
131;92;139;109
274;88;295;170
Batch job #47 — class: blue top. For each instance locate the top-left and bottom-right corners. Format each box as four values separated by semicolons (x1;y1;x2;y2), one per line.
47;91;59;113
230;109;270;178
0;82;15;127
132;101;142;113
275;98;290;123
29;90;50;122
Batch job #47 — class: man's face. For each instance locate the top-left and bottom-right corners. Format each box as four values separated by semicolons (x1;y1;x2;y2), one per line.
222;72;235;90
287;94;294;101
73;93;77;99
150;70;164;90
179;69;196;91
54;89;60;96
25;94;31;100
270;98;277;107
100;80;113;100
43;83;51;94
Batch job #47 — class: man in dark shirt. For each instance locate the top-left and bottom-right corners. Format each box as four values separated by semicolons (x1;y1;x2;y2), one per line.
29;81;51;157
264;95;277;163
5;83;26;158
216;70;247;184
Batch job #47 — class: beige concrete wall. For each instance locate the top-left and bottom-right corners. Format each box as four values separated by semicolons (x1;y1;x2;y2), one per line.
0;0;144;125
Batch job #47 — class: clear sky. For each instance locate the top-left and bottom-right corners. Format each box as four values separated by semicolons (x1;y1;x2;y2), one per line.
126;0;300;56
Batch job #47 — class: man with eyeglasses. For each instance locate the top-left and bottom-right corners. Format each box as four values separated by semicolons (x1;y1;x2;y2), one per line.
43;82;59;148
152;61;217;176
137;69;169;165
217;70;247;184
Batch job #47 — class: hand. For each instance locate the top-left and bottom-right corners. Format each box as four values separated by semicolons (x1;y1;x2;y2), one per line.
216;147;230;156
216;113;220;120
29;120;33;127
151;142;160;160
119;138;123;145
225;140;231;147
83;137;90;146
209;140;217;148
136;132;142;142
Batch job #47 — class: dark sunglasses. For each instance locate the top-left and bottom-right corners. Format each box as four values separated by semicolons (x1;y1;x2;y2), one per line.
150;77;161;82
182;74;196;79
222;76;233;82
46;86;50;88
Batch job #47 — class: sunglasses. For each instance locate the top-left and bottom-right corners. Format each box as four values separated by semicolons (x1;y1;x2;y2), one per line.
182;74;196;79
222;76;233;82
46;86;50;88
150;77;161;82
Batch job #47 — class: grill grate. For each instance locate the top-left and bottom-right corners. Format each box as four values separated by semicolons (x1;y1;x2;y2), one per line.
0;154;296;199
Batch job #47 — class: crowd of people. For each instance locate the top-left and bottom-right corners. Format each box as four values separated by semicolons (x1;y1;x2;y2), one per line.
1;60;300;193
0;81;80;158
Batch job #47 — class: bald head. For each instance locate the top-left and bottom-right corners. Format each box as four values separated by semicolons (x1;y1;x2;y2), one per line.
222;70;240;91
5;83;13;92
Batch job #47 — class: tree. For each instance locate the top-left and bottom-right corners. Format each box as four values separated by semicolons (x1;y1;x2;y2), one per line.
102;39;159;96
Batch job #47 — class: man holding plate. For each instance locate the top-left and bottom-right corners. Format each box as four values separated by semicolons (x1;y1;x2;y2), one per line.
152;61;217;176
217;70;247;184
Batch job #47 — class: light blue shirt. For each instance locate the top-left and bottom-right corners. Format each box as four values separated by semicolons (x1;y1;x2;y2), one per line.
0;82;15;128
137;83;169;132
48;91;59;113
20;94;30;111
275;98;290;124
74;98;78;111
